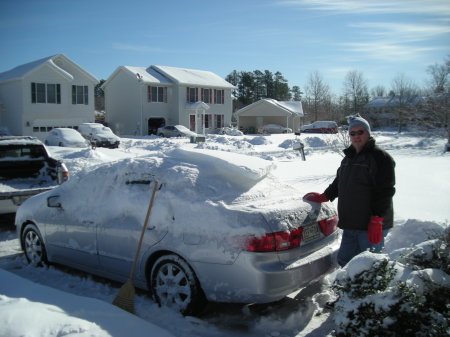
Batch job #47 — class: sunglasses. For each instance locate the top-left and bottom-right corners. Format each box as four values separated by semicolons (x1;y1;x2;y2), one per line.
349;130;365;136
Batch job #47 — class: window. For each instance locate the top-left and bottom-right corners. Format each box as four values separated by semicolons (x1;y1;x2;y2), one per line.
31;82;61;104
72;85;89;104
201;88;212;103
147;86;167;103
186;87;198;103
203;114;212;128
216;114;224;128
214;89;224;104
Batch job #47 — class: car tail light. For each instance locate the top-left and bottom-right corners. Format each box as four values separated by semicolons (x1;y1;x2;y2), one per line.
319;216;338;236
245;227;303;252
57;163;69;184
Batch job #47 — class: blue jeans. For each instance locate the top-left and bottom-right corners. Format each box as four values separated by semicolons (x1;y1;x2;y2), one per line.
337;229;389;267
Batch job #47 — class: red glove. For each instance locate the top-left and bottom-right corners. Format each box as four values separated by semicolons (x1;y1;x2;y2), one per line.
368;216;384;244
303;192;329;203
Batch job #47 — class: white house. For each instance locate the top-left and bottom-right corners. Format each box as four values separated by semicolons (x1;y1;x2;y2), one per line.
0;54;98;140
235;98;304;133
102;65;235;136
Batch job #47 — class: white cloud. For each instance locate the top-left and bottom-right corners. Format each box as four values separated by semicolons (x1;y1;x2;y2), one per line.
350;22;450;41
341;41;437;61
277;0;450;16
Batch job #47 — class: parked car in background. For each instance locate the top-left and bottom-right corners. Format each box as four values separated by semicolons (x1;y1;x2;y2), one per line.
300;121;338;134
259;124;293;134
45;128;90;148
16;148;340;316
157;125;197;138
78;123;120;148
0;136;68;216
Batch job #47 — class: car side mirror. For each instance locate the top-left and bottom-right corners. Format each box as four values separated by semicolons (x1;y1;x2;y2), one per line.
47;195;62;208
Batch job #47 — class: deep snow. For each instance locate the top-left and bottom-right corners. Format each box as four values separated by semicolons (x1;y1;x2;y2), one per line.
0;131;449;337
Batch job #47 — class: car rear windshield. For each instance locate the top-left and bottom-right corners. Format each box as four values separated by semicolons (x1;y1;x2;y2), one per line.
0;145;47;160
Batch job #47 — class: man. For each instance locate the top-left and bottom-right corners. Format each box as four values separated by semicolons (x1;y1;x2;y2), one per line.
304;114;396;267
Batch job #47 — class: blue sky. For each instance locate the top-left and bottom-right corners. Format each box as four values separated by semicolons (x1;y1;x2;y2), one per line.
1;0;449;95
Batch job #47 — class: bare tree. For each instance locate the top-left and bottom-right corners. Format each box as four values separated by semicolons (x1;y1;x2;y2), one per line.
390;73;420;133
304;71;331;122
324;128;352;157
370;85;386;98
427;55;449;93
343;70;369;114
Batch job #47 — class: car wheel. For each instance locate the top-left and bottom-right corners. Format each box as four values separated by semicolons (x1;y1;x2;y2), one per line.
58;142;63;146
150;254;206;316
159;133;165;137
22;224;48;267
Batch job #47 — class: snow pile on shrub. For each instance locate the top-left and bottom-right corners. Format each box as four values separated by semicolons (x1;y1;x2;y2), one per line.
332;226;450;337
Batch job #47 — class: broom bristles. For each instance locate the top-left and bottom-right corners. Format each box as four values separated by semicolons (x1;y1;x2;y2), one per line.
112;279;135;314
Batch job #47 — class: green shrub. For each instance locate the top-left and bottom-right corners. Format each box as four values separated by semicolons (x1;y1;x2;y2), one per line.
332;227;450;337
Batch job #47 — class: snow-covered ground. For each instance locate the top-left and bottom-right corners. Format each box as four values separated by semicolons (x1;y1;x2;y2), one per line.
0;131;449;337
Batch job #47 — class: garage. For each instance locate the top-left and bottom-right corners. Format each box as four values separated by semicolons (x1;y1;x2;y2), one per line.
235;99;303;134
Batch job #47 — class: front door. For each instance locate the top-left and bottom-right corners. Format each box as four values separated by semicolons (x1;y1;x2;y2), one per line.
189;115;196;131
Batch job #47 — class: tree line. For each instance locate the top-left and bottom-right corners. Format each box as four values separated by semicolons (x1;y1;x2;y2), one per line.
225;55;449;126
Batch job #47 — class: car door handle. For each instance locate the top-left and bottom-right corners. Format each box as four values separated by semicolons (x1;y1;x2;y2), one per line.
146;226;156;231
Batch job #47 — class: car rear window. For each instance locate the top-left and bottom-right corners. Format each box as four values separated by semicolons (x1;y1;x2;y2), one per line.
0;145;47;159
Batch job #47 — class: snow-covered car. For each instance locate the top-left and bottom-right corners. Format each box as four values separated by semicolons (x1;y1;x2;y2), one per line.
217;127;244;136
260;124;293;134
78;123;120;148
45;128;90;148
300;121;338;134
157;125;197;138
16;148;340;316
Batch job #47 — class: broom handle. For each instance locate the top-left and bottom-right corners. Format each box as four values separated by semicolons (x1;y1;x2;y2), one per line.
128;181;159;280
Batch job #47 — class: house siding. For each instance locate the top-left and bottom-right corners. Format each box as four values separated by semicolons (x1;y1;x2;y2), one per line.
0;80;23;135
0;55;97;140
104;66;234;136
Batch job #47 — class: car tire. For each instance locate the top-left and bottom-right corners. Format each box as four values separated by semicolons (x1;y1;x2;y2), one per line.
22;224;48;267
150;254;206;316
159;133;165;137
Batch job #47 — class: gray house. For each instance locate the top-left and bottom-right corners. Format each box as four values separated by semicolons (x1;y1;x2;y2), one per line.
102;65;235;136
0;54;98;140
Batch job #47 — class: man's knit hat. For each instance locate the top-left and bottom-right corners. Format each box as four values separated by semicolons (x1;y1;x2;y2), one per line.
347;114;371;135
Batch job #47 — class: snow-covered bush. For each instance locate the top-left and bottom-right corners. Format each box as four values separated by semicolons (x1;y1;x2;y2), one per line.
332;227;450;337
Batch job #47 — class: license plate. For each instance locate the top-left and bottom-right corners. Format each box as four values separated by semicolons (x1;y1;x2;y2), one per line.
302;223;320;242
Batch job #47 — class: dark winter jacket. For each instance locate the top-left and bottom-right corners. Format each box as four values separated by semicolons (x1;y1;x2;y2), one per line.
324;137;396;230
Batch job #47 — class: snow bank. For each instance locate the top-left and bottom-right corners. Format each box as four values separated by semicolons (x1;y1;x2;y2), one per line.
0;269;174;337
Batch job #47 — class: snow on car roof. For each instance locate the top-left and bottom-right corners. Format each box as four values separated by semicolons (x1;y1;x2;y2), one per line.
170;147;274;184
0;136;44;146
46;148;278;237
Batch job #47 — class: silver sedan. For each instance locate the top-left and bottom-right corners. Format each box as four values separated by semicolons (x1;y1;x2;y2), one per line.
16;148;340;316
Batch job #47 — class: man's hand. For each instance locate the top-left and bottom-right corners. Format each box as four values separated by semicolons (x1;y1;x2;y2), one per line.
303;192;329;203
368;216;384;244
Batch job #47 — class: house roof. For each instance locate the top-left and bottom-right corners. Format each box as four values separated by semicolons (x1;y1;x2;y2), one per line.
151;65;235;88
124;66;172;85
0;54;98;84
364;95;421;108
236;98;304;116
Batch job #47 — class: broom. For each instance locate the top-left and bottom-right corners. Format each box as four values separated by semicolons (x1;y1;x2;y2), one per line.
112;180;159;314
